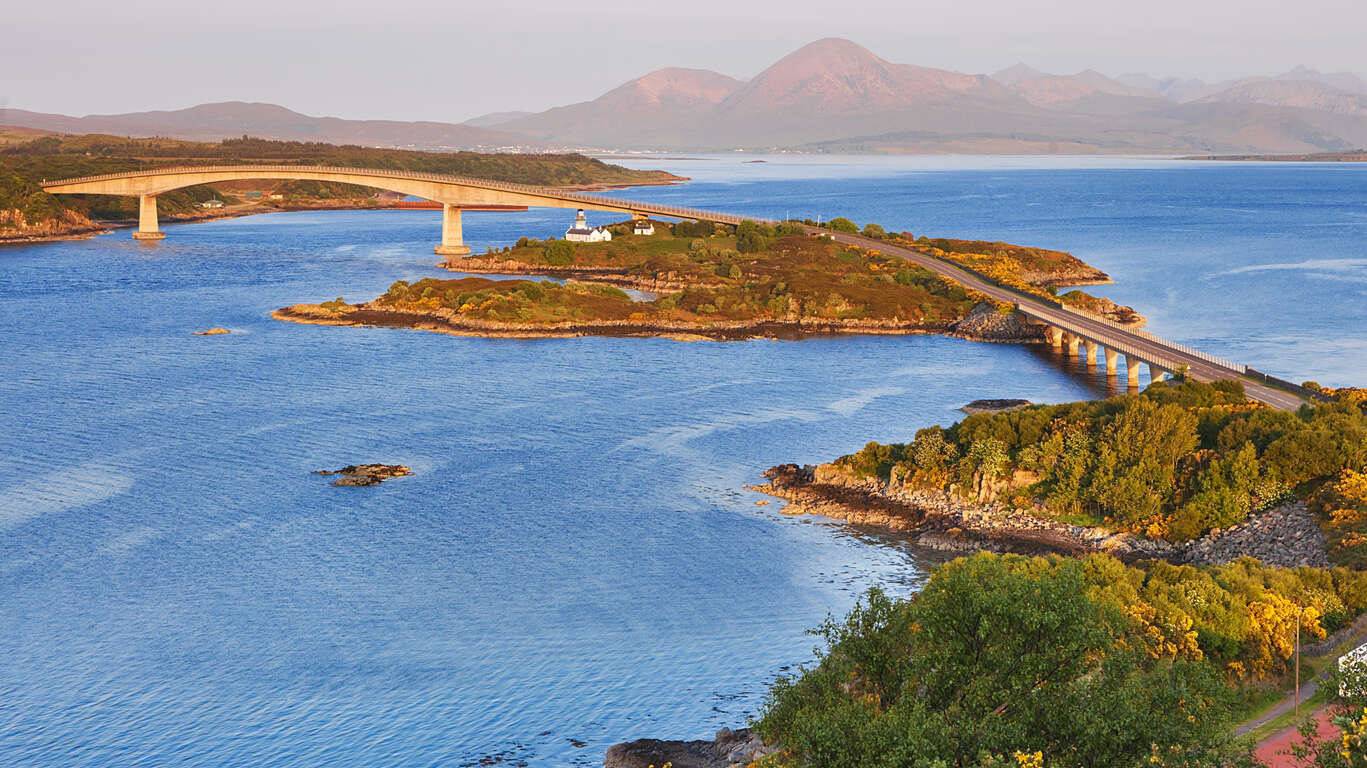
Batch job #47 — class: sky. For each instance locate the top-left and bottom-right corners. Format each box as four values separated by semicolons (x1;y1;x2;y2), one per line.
4;0;1365;123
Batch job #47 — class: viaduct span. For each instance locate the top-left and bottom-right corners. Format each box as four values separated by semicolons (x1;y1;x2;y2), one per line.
41;165;1309;410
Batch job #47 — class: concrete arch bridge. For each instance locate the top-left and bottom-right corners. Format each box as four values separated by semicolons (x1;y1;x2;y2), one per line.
39;164;747;257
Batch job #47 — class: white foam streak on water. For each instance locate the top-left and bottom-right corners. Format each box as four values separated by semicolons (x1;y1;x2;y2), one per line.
0;463;135;531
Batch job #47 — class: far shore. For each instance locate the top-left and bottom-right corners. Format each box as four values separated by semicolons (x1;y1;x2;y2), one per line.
0;176;687;247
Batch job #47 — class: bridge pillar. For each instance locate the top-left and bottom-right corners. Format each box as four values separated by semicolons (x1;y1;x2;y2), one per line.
1064;333;1080;357
1084;340;1098;368
132;194;165;240
435;203;471;262
1045;326;1063;348
1151;364;1169;383
1124;355;1140;387
1105;348;1117;376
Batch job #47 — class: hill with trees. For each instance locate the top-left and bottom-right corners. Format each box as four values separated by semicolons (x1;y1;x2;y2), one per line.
0;133;682;242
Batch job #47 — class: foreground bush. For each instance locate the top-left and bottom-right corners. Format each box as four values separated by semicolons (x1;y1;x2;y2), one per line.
756;553;1367;767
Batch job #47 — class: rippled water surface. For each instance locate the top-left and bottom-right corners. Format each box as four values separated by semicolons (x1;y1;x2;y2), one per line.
2;156;1365;766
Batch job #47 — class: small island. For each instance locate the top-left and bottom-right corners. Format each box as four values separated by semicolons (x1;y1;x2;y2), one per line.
275;218;1141;343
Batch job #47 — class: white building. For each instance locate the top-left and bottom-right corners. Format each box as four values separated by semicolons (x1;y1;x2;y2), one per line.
632;219;655;236
565;209;612;243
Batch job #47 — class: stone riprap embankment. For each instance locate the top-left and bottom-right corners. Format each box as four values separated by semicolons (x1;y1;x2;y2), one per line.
750;463;1328;567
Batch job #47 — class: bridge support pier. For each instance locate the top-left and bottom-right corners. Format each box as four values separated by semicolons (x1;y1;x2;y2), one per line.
1124;355;1140;387
1151;364;1169;383
435;203;471;263
1064;333;1080;357
1105;348;1117;376
132;194;165;240
1084;340;1098;368
1045;326;1063;348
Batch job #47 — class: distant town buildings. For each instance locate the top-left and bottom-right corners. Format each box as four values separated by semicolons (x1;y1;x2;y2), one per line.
565;209;612;242
198;199;224;209
632;219;655;236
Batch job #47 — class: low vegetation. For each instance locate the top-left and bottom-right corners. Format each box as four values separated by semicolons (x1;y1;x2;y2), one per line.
348;220;982;329
836;380;1367;549
758;552;1367;767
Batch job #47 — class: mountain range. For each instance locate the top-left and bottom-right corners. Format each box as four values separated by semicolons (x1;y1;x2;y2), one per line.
6;38;1366;154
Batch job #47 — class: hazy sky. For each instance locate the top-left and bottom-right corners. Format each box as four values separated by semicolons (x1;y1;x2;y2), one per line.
5;0;1364;123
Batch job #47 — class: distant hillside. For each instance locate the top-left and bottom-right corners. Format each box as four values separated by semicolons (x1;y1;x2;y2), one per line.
0;102;529;151
462;111;535;128
487;39;1367;154
8;41;1367;155
498;68;746;148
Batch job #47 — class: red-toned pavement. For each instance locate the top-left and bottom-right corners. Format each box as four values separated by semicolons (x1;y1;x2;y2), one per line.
1255;707;1335;767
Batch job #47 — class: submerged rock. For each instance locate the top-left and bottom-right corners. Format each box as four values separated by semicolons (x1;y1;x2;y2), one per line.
314;464;412;487
961;398;1032;414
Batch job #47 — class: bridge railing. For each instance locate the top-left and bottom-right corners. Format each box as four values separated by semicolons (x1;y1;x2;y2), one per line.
885;239;1248;374
1053;306;1247;373
39;164;773;227
1244;368;1334;402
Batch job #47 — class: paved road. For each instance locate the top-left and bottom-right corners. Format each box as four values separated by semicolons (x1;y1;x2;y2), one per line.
821;230;1310;411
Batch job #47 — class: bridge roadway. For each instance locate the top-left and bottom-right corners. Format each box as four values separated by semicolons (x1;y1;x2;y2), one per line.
818;229;1307;411
39;165;1305;410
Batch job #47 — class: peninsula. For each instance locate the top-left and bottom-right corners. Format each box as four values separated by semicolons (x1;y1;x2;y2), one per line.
274;218;1139;342
754;380;1367;568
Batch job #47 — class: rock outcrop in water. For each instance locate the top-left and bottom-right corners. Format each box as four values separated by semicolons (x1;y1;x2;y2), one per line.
314;464;412;487
604;728;775;768
960;398;1032;414
948;301;1045;342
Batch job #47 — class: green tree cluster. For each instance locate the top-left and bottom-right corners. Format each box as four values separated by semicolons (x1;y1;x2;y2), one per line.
837;380;1367;542
756;552;1354;768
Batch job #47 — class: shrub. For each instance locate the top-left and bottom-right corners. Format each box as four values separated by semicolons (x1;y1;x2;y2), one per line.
542;239;575;266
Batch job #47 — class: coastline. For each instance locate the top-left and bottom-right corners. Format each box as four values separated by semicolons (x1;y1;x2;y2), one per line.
271;304;958;342
749;462;1330;568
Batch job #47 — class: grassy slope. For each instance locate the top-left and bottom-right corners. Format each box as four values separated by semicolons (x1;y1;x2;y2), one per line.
312;223;981;331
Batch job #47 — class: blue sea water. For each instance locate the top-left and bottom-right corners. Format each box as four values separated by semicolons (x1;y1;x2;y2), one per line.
1;156;1364;766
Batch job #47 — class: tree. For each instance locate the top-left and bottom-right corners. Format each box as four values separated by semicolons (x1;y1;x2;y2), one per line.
542;239;575;266
757;554;1235;768
826;217;859;233
861;222;887;239
736;219;769;253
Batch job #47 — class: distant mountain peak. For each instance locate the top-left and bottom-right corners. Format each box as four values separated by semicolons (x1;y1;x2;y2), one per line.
617;67;745;107
991;63;1048;86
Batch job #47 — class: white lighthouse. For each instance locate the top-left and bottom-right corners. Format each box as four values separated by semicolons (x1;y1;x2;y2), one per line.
564;209;612;243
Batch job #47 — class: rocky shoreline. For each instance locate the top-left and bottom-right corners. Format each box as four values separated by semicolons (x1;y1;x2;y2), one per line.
750;463;1329;568
273;294;1054;344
